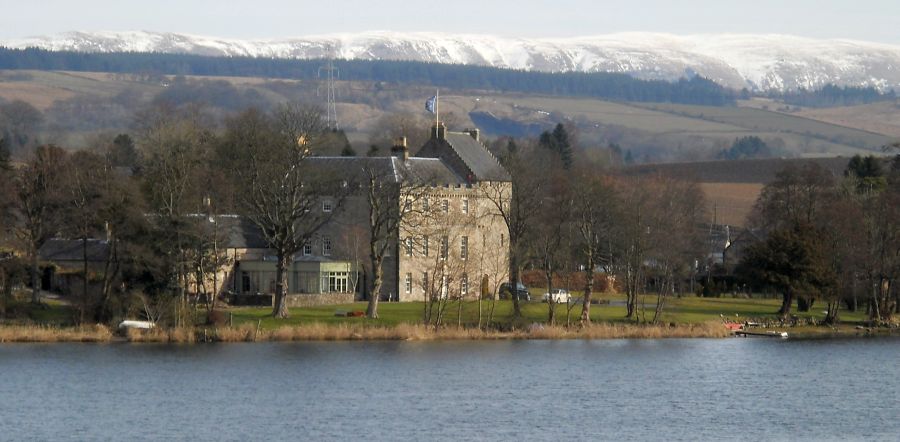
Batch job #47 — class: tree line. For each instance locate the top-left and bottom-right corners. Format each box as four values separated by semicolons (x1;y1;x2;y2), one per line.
0;48;735;105
737;153;900;323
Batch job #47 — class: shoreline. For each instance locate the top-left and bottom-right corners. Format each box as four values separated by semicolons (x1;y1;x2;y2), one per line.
0;321;895;343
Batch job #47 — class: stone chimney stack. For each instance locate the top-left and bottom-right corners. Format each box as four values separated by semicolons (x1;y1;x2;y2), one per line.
431;122;447;140
465;128;480;141
390;136;409;161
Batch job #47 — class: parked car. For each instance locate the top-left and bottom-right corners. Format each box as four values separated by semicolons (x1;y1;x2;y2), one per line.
542;289;571;304
499;282;530;301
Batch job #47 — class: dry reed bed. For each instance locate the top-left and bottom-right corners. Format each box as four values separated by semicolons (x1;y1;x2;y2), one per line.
0;321;730;343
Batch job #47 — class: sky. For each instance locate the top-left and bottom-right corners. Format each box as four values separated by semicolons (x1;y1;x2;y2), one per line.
1;0;898;44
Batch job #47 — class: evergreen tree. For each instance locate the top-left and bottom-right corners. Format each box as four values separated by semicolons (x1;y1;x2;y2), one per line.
366;145;380;157
538;123;573;169
110;133;139;168
0;137;10;170
340;143;356;157
718;136;771;160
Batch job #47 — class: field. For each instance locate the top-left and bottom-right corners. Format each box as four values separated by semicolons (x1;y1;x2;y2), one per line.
698;183;763;227
636;102;893;150
796;101;900;139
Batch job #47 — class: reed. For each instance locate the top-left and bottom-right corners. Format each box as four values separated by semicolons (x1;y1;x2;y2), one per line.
0;324;113;343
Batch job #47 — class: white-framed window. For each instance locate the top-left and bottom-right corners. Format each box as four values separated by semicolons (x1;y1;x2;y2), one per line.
440;235;449;260
442;199;449;214
328;271;349;292
303;244;312;256
405;273;412;294
423;236;429;257
323;236;332;256
460;236;468;260
422;198;429;211
405;238;413;257
461;274;468;296
322;200;333;212
422;272;429;293
462;199;469;214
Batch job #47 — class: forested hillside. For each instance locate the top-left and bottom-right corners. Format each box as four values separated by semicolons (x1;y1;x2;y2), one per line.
0;48;735;105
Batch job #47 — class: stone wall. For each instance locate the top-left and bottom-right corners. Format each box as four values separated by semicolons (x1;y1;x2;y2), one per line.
283;293;355;308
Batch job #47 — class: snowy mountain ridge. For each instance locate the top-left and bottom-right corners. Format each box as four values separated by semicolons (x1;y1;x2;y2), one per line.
4;30;900;92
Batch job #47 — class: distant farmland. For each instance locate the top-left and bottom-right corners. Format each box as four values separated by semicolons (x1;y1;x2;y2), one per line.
634;102;892;152
625;157;855;227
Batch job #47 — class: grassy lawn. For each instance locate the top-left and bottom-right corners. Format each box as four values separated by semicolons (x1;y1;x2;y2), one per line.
226;295;869;331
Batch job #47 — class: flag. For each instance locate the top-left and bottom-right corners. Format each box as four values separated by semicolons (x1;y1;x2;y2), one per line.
425;95;436;114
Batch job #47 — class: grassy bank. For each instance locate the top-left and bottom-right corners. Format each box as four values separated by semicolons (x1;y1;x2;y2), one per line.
0;296;888;343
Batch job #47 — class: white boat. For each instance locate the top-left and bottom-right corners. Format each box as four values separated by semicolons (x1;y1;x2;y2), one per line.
118;320;156;330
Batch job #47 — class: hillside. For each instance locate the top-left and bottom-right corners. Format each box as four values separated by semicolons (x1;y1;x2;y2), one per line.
5;31;900;92
0;69;892;162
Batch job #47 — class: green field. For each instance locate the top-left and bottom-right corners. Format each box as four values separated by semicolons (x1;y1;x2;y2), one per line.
226;296;868;331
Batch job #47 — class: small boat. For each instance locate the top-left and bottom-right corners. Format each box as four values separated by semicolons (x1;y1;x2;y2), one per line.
118;320;156;330
734;330;788;338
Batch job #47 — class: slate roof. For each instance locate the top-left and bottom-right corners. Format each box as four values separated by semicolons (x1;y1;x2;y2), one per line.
305;156;464;185
39;239;109;262
417;132;511;182
443;132;510;181
216;216;269;249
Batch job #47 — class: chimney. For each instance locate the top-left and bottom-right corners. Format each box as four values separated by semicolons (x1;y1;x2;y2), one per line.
431;122;447;140
465;128;479;141
390;136;409;161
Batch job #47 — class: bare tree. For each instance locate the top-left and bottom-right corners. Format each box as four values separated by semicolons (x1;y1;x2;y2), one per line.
11;145;68;304
219;105;349;318
572;169;617;324
481;144;544;319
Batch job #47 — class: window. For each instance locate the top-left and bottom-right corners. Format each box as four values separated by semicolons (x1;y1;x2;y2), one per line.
303;244;312;256
323;236;332;256
403;198;412;213
442;199;449;214
328;272;349;293
423;272;429;293
422;198;429;211
462;199;469;214
501;234;505;248
460;236;468;260
461;274;468;296
423;236;429;257
405;273;412;294
322;200;333;212
440;236;448;260
405;238;413;257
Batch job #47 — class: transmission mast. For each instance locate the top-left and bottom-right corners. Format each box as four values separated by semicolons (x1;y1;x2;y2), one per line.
318;59;339;130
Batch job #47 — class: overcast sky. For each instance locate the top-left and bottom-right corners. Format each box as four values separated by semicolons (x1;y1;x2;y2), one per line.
1;0;898;44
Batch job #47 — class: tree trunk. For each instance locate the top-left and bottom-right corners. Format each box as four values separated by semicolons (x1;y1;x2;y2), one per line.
30;246;40;304
779;290;794;318
546;270;555;325
509;243;521;318
581;252;594;324
81;235;88;325
366;256;383;319
272;252;290;318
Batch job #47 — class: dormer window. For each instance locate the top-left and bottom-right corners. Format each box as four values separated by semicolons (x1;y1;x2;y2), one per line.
322;200;333;212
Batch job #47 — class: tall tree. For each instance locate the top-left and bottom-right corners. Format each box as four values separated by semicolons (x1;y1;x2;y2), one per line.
11;145;68;304
481;142;544;319
572;169;617;323
220;104;348;318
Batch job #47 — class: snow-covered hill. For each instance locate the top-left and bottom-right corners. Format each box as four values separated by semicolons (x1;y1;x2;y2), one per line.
5;31;900;92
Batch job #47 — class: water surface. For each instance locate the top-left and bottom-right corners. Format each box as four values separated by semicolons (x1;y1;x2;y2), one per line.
1;338;898;441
